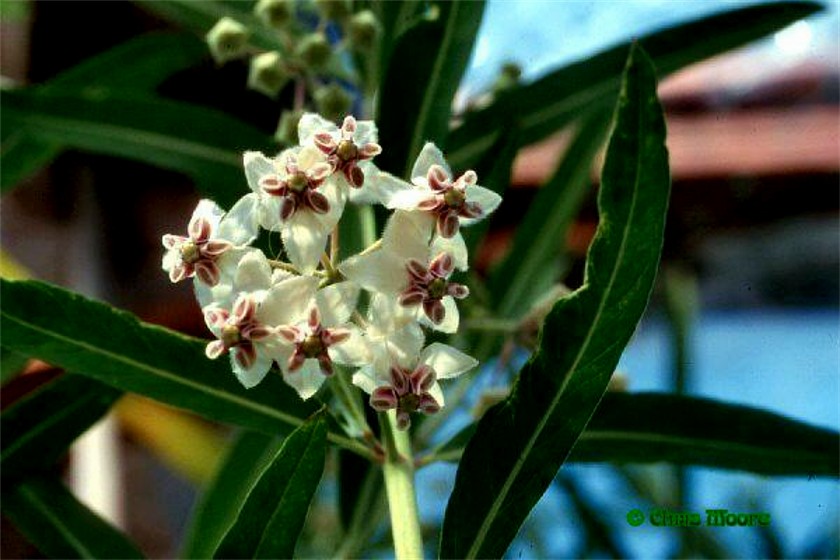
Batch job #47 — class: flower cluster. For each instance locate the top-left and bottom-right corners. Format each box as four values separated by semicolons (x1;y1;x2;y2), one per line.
162;113;501;428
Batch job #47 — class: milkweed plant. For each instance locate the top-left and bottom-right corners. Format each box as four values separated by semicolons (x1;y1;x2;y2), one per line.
2;1;835;559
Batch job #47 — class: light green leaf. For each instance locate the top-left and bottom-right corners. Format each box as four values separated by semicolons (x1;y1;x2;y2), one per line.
213;413;328;559
488;111;611;319
1;476;144;559
440;45;670;558
2;90;272;207
2;374;122;479
182;431;286;559
446;1;822;170
376;0;486;177
431;392;840;477
0;279;372;459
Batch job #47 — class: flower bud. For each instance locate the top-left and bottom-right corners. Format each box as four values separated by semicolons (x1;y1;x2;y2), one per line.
205;17;250;64
275;109;305;145
295;32;332;70
492;61;522;94
314;83;352;122
347;10;380;52
247;51;289;97
254;0;294;29
314;0;352;21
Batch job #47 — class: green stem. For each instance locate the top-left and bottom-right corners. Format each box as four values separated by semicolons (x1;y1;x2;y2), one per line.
330;368;372;438
379;411;424;559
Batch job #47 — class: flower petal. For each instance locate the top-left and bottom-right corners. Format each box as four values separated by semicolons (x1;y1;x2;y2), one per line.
233;250;273;293
383;188;433;212
328;325;369;366
339;250;407;295
282;211;329;273
259;275;320;326
230;348;273;389
282;358;326;400
382;210;431;262
419;342;478;380
298;113;337;146
352;365;379;394
353;119;378;145
410;142;450;180
316;281;360;326
431;232;468;271
461;185;503;225
217;193;260;245
243;151;277;194
419;296;459;333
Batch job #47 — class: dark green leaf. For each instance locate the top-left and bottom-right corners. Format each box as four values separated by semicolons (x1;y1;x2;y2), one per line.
214;413;328;559
1;475;144;559
440;45;670;558
432;392;840;477
0;279;371;458
1;33;208;192
446;1;822;170
2;374;122;479
2;90;272;207
575;392;840;477
182;431;286;559
0;346;29;384
488;111;611;318
377;0;486;177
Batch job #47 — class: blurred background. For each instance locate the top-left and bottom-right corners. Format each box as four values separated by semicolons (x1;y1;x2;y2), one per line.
1;0;838;558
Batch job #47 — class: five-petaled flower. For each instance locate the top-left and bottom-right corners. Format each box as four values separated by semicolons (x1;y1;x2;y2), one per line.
161;198;258;285
353;342;478;430
301;114;383;194
244;146;345;272
380;142;502;238
340;210;468;333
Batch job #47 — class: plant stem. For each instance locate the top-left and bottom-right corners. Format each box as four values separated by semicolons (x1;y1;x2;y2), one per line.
330;368;372;439
379;411;424;559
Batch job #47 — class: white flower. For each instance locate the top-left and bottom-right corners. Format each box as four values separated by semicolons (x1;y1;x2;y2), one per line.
380;142;502;238
201;250;312;388
243;146;345;273
355;293;425;381
354;342;478;430
298;113;384;203
339;211;469;333
264;280;369;399
162;197;259;285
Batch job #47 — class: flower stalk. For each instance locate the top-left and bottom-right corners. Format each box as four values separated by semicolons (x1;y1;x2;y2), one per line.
379;411;424;560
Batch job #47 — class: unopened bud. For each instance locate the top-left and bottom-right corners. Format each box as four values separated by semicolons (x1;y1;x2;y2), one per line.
247;51;289;97
314;0;352;21
275;109;304;145
206;17;250;64
492;61;522;94
296;32;332;69
314;83;352;122
347;10;380;52
254;0;293;29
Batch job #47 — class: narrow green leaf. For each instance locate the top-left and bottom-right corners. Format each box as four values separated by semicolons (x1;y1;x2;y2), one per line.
440;45;670;559
0;279;371;458
1;475;144;559
2;374;122;479
574;392;840;477
377;0;486;177
2;90;272;207
0;346;29;384
38;32;207;94
446;1;822;170
434;392;840;478
182;431;286;559
488;111;611;318
375;0;426;75
214;413;328;559
1;33;208;192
